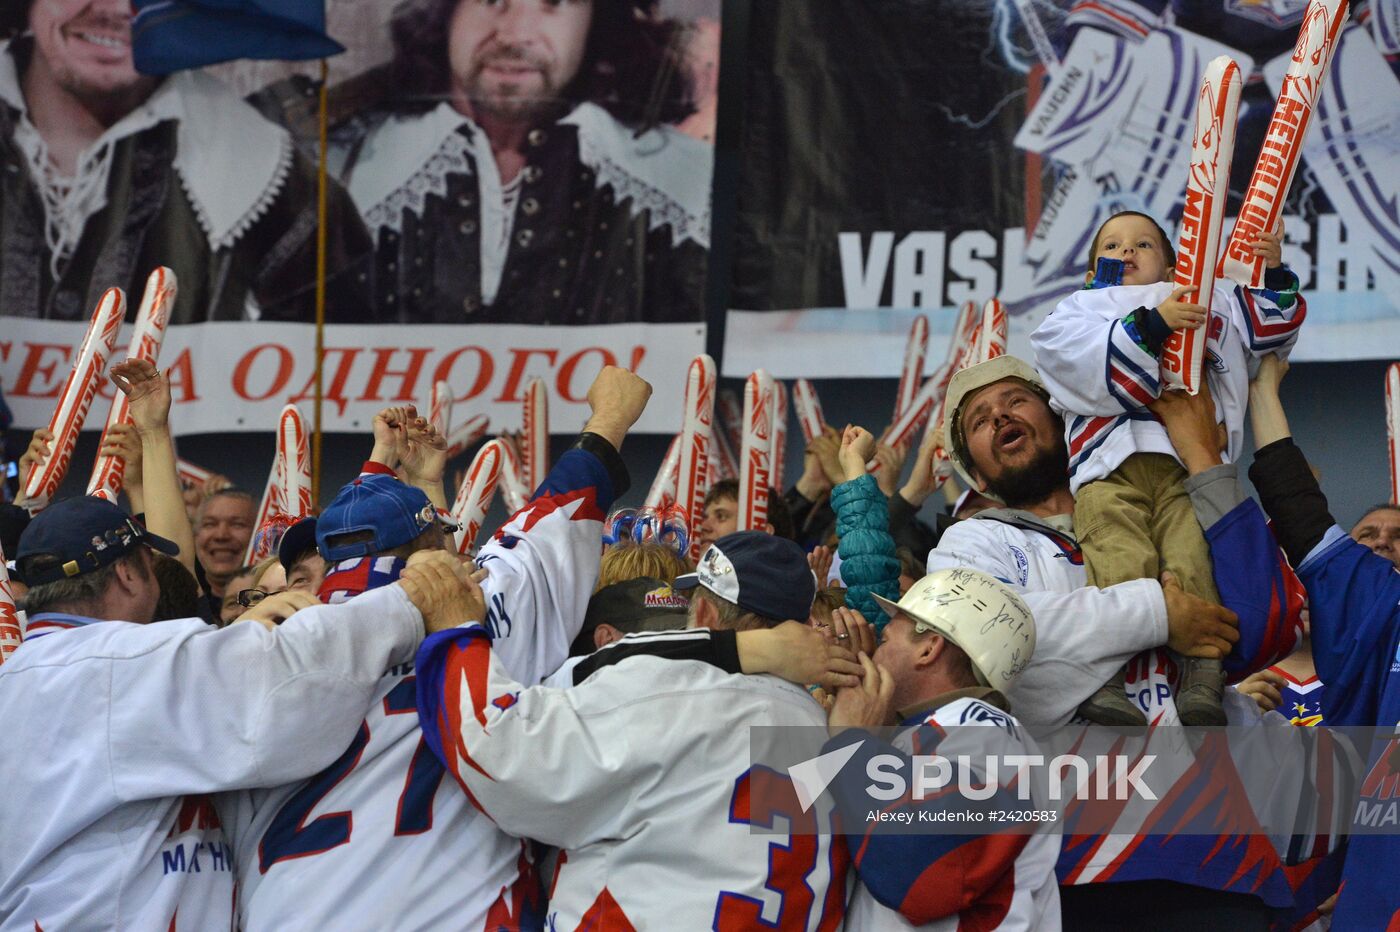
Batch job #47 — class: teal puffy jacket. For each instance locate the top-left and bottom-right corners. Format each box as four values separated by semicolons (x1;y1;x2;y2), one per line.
830;474;902;631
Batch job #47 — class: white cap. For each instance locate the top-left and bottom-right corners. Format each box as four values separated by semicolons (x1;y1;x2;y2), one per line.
941;355;1045;495
871;568;1035;690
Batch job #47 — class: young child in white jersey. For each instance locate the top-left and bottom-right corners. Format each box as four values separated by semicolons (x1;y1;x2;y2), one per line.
1031;210;1304;725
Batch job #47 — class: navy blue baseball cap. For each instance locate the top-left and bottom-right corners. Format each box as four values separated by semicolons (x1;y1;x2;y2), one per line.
316;475;438;562
673;532;816;621
15;496;179;586
278;515;319;572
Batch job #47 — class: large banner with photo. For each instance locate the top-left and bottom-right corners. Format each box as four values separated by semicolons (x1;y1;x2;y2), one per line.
720;0;1400;378
0;0;718;434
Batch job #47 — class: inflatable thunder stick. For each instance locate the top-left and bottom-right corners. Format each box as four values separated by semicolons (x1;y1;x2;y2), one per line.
521;378;549;494
428;380;453;438
1162;56;1242;394
496;439;530;514
737;370;776;532
452;439;506;555
770;380;789;492
892;315;929;426
0;547;20;666
644;434;682;510
1219;0;1347;287
22;289;126;512
675;355;717;560
87;267;176;499
445;415;490;460
793;379;826;445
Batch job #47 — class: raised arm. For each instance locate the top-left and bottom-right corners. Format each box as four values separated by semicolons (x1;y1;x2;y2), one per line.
831;425;901;626
108;554;473;797
1246;354;1400;726
111;359;195;574
1149;383;1304;677
472;366;651;685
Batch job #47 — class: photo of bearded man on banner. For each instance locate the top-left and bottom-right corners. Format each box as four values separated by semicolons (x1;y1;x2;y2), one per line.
0;0;377;325
330;0;714;325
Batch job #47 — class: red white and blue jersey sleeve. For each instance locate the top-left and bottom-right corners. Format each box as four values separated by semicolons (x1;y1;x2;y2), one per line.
1033;285;1168;420
1230;267;1306;359
1063;0;1162;41
473;445;614;686
1206;497;1305;681
824;703;1048;927
414;622;633;849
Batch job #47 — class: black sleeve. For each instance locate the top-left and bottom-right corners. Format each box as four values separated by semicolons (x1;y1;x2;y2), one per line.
570;629;741;685
1246;438;1337;567
572;431;630;499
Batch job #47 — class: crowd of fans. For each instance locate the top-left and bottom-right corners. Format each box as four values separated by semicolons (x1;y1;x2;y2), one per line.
0;334;1397;929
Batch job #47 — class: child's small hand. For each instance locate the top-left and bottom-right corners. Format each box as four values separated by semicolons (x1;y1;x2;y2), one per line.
1157;285;1207;330
1251;228;1283;269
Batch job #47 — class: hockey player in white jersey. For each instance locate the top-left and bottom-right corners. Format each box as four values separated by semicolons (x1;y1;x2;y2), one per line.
0;492;472;931
218;366;652;931
416;532;850;929
822;569;1060;931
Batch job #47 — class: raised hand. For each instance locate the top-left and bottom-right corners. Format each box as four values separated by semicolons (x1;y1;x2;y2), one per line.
583;366;652;452
110;358;171;432
838;425;876;482
1162;571;1240;659
1156;286;1207;331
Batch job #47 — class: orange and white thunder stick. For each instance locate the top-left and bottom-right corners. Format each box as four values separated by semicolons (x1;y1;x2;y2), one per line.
675;355;717;560
644;434;682;510
970;298;1008;365
0;545;21;666
496;438;530;513
278;404;314;519
452;439;505;555
892;316;929;426
793;379;826;444
244;466;283;565
522;377;549;494
176;458;214;489
1162;56;1242;394
717;388;744;457
445;414;490;460
22;288;126;512
770;380;789;490
428;380;453;437
1220;0;1347;287
1387;363;1400;504
884;301;979;453
737;370;776;532
87;268;176;499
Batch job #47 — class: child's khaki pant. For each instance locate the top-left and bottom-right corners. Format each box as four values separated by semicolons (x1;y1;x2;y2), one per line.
1074;452;1220;603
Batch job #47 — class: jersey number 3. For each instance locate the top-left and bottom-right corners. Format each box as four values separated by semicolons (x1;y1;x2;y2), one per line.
713;766;848;931
258;677;446;872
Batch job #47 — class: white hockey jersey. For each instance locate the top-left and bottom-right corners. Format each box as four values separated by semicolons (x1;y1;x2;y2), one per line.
1031;278;1304;492
0;584;422;932
927;513;1169;728
219;449;611;931
837;695;1061;931
416;643;851;931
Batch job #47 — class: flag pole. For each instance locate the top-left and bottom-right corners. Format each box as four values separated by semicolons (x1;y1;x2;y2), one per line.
312;58;329;506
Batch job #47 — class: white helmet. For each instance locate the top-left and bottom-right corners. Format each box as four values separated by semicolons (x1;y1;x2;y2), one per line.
941;355;1047;499
872;568;1035;690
